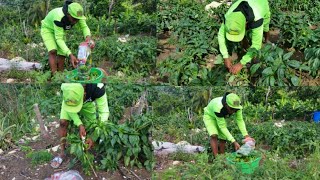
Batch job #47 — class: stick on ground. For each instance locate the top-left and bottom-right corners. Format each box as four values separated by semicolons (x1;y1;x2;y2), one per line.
33;103;50;139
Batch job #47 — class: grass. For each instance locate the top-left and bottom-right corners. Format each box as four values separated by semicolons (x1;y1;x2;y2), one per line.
26;150;53;166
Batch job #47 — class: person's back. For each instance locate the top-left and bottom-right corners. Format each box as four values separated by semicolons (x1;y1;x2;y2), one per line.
41;8;64;31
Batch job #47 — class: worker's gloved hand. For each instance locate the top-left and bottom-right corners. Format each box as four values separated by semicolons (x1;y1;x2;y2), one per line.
69;54;78;68
85;37;95;49
224;58;232;69
230;63;243;74
79;124;87;139
233;141;241;150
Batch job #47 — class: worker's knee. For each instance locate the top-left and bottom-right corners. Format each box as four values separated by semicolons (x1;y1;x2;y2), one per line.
60;119;69;128
210;134;218;140
49;50;57;55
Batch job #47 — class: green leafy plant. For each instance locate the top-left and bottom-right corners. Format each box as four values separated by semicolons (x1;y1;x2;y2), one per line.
26;150;53;166
249;44;310;86
66;115;154;174
304;47;320;77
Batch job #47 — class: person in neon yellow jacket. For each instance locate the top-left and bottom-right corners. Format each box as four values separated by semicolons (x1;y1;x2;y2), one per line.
218;0;271;74
41;1;95;73
51;83;109;168
203;92;254;156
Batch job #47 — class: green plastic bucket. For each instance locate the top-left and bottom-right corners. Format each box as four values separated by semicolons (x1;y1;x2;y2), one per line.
226;152;261;174
66;67;104;83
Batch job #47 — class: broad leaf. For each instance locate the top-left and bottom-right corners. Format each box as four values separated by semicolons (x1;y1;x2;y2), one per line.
262;67;274;76
250;63;261;75
287;60;301;69
291;76;300;86
283;51;294;61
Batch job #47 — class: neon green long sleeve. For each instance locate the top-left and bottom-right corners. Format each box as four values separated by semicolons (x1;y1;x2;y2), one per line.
239;26;263;65
218;24;229;59
216;116;236;142
41;7;91;56
78;19;91;39
235;109;248;137
95;93;110;122
68;112;83;126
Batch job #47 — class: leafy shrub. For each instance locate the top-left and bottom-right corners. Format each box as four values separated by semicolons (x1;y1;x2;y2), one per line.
66;115;154;174
26;150;53;166
250;44;310;86
304;47;320;77
95;35;156;76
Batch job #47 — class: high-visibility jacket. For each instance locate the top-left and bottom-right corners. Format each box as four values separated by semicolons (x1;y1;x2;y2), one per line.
41;7;91;56
218;0;271;65
203;96;248;142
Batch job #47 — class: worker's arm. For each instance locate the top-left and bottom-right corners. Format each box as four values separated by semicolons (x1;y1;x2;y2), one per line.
78;19;91;39
54;25;71;56
67;112;83;126
95;93;110;123
235;109;248;137
218;24;230;59
239;26;263;65
216;116;235;142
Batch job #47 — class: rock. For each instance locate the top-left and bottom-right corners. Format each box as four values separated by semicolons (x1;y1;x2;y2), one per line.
172;161;180;165
8;150;17;154
205;1;222;10
0;149;3;155
11;57;26;62
51;145;60;152
6;78;15;83
32;135;40;141
117;34;130;43
12;177;16;180
117;71;125;77
22;136;31;141
49;121;59;129
153;141;205;155
0;58;41;72
18;139;26;144
176;141;190;146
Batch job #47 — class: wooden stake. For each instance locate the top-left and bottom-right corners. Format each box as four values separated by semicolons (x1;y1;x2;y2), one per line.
33;103;50;139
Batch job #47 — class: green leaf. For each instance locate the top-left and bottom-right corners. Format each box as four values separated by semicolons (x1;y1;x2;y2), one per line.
124;156;130;167
228;75;235;83
287;60;301;69
270;76;275;86
283;51;294;60
111;137;116;147
141;135;148;144
262;67;274;76
129;135;139;146
214;55;223;64
291;76;300;86
250;63;261;75
130;159;135;167
117;151;122;161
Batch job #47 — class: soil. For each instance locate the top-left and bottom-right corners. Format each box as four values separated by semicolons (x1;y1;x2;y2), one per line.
0;120;151;180
157;38;177;63
269;28;280;43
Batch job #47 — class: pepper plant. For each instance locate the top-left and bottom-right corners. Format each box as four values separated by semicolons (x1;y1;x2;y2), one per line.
304;47;320;77
66;115;154;174
249;44;310;86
